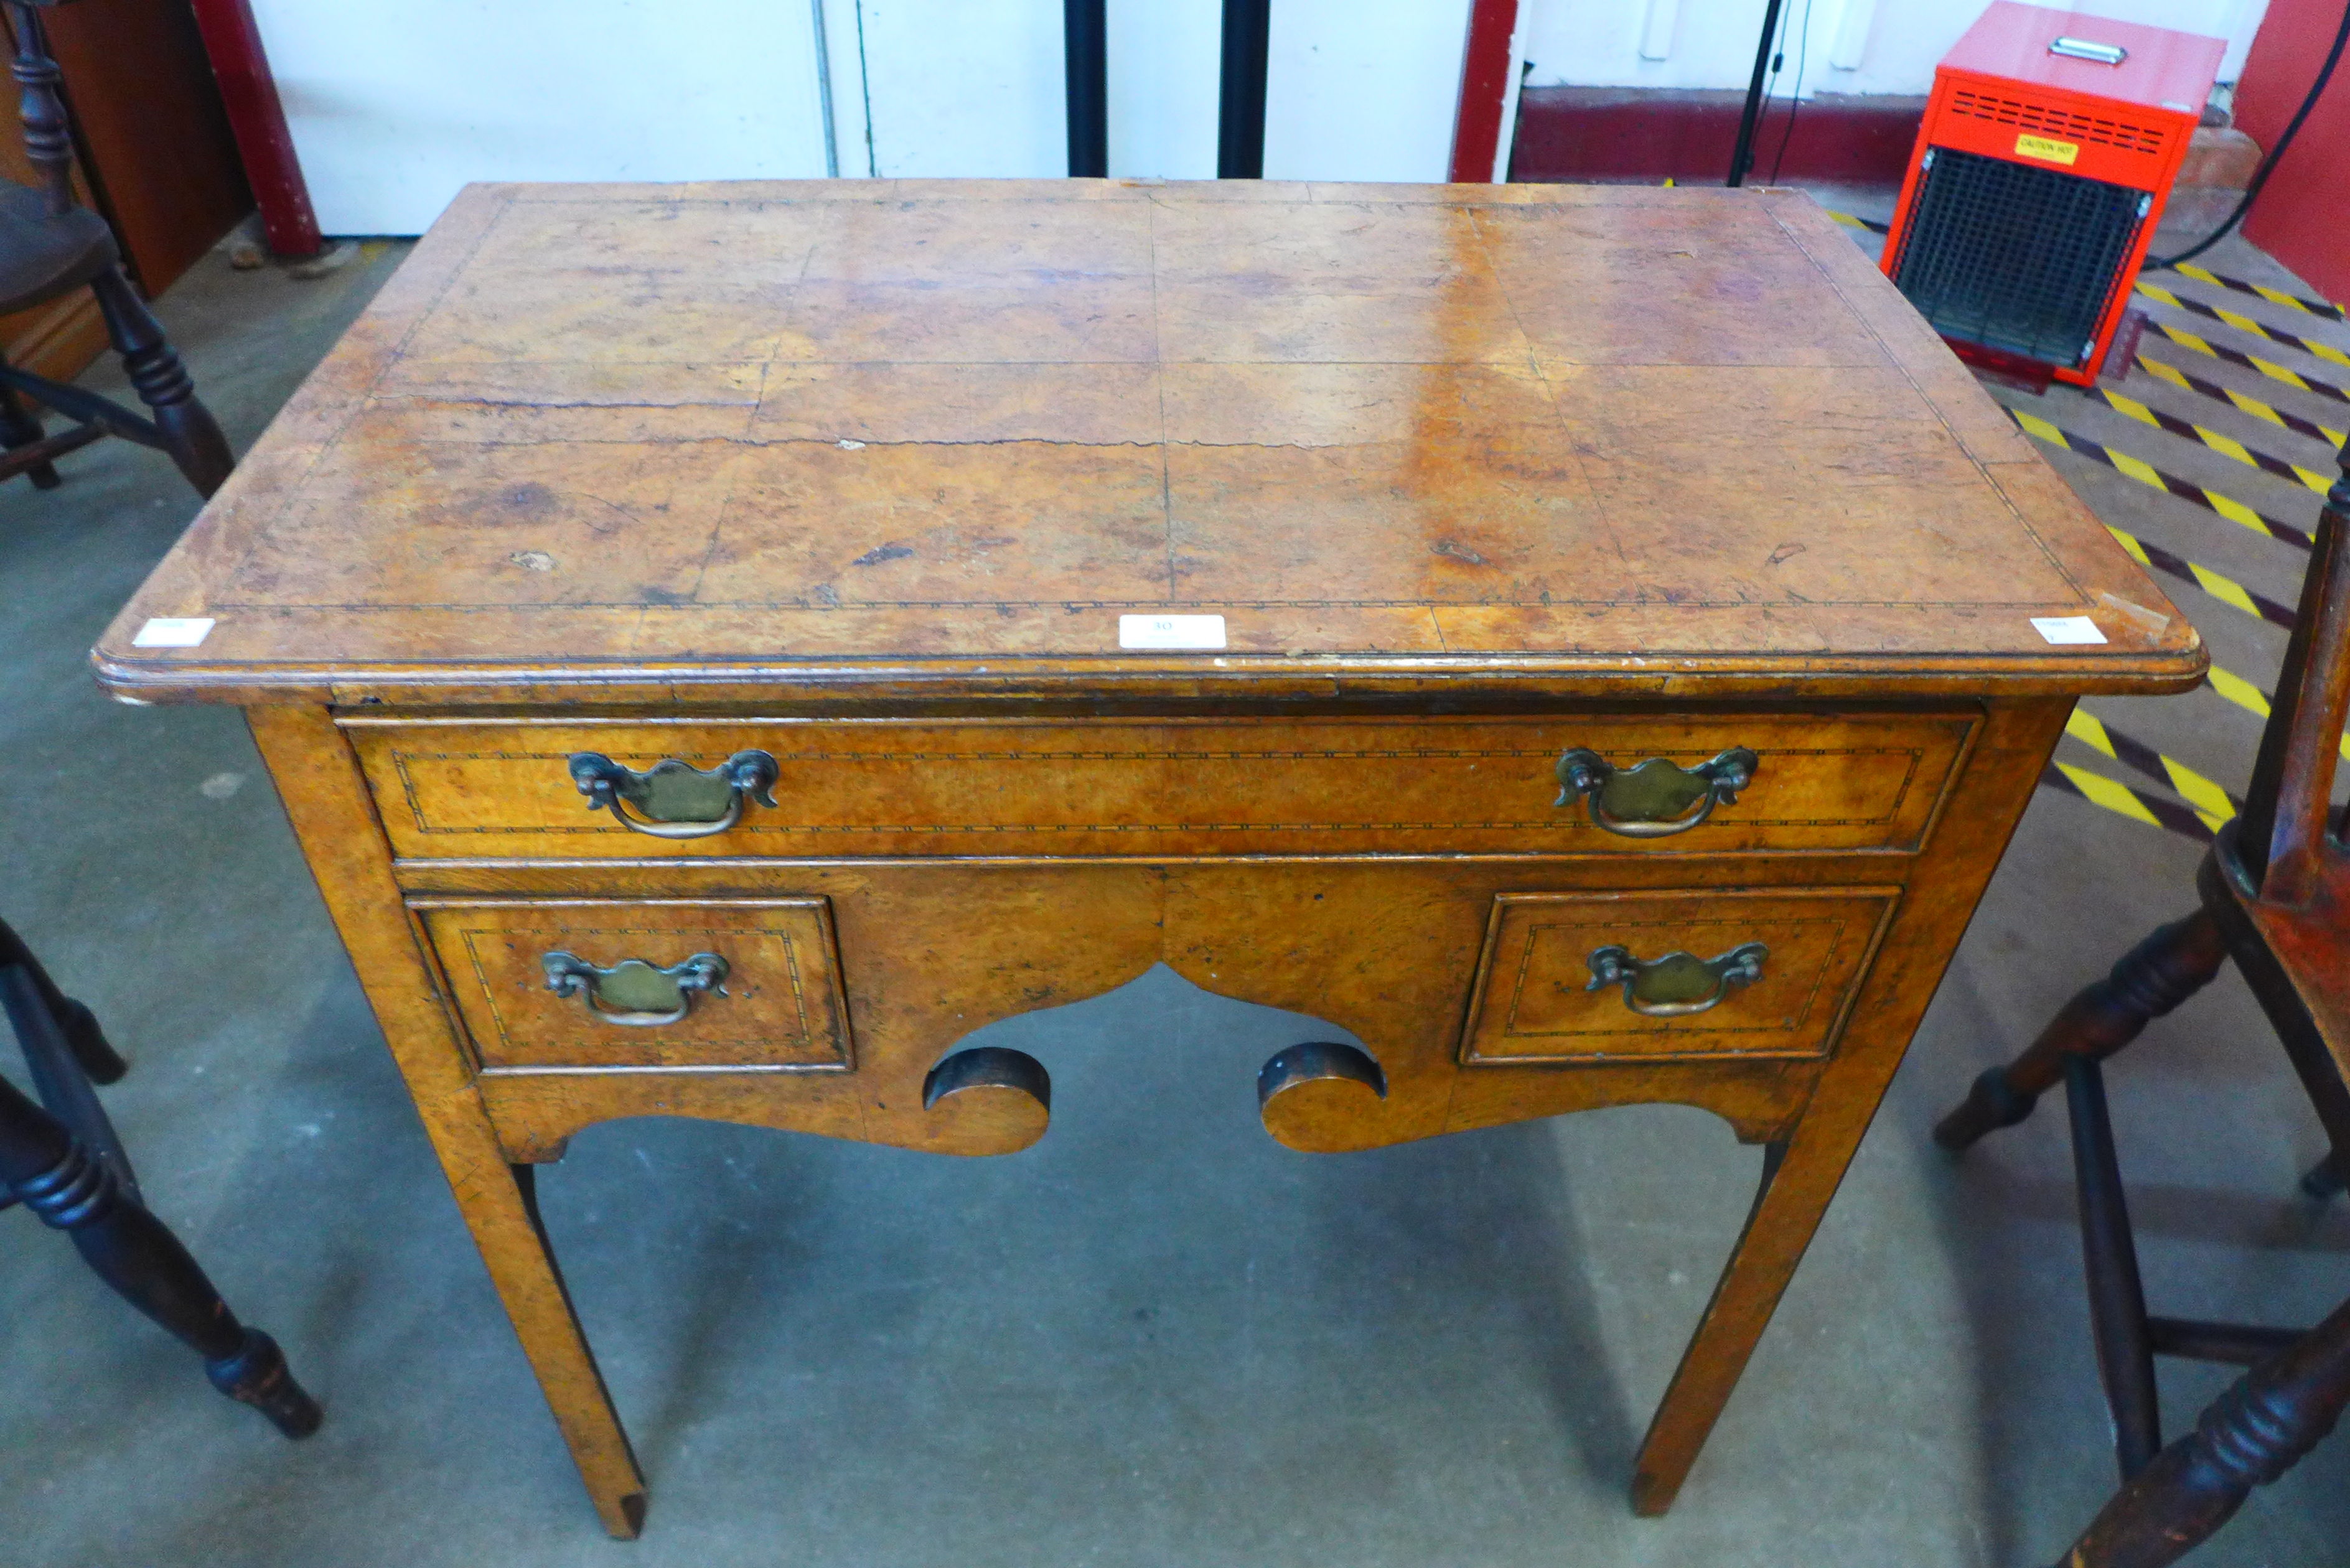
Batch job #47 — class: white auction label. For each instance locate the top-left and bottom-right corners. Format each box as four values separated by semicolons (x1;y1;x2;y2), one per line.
132;617;216;648
2029;615;2107;646
1119;613;1226;650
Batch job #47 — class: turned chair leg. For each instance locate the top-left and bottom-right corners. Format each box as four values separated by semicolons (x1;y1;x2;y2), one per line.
0;915;127;1085
2053;1292;2350;1568
0;964;319;1437
0;1073;320;1436
87;268;232;498
2302;1155;2346;1200
1937;910;2227;1152
0;376;60;488
2065;1053;2161;1479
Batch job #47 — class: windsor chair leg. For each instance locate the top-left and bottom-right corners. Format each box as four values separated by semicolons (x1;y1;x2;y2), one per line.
0;377;60;488
1937;910;2227;1152
2052;1292;2350;1568
87;267;232;498
3;963;138;1200
2064;1053;2161;1480
0;953;318;1437
2303;1156;2346;1200
0;918;126;1085
0;1070;320;1436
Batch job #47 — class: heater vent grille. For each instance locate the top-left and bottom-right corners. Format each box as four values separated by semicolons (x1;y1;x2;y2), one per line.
1948;88;2169;156
1891;147;2146;368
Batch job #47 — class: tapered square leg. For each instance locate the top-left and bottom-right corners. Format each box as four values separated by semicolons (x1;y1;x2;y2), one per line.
246;706;646;1538
1631;1129;1838;1514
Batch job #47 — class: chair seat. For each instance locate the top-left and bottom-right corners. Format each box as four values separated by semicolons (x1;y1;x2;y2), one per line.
0;184;115;319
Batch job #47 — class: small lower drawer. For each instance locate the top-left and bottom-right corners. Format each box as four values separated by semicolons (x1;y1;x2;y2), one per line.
1459;886;1898;1065
414;897;853;1073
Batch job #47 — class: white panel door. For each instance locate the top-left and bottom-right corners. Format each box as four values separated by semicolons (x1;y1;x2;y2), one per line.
1265;0;1474;182
249;1;834;235
848;0;1474;181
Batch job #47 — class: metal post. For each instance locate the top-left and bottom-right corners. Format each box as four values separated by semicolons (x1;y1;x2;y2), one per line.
1064;0;1107;177
1217;0;1270;179
1726;0;1786;188
811;0;840;177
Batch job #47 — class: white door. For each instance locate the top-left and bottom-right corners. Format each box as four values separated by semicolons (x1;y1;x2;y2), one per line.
827;0;1476;181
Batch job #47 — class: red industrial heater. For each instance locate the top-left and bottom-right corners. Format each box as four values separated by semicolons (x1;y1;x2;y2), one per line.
1880;2;2225;386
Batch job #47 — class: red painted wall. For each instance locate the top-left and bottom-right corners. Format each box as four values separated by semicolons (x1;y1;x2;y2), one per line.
2232;0;2350;302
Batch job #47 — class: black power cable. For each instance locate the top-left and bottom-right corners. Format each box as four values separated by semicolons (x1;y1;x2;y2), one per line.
2150;0;2350;269
1767;0;1818;184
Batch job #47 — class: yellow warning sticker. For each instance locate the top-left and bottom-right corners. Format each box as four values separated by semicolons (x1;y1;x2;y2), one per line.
2015;133;2081;164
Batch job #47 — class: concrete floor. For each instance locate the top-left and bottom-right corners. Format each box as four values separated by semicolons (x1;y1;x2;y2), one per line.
4;198;2348;1567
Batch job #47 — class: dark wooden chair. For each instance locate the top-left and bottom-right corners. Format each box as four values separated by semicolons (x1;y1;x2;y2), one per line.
1;915;319;1437
1936;442;2350;1567
0;0;232;496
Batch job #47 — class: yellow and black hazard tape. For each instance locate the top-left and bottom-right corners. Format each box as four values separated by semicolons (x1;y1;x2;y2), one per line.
2142;321;2350;406
1823;208;1891;235
2048;679;2350;843
2081;386;2334;495
2137;282;2350;371
2006;406;2315;551
2167;263;2345;325
2207;662;2271;722
2102;523;2298;629
2065;706;2237;830
2201;662;2350;765
2039;760;2216;843
2137;355;2347;450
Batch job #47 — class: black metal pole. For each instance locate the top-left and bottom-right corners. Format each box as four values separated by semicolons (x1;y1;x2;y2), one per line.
1217;0;1270;179
1726;0;1785;188
1065;0;1108;177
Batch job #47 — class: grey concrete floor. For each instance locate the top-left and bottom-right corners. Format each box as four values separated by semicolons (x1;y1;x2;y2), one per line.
3;201;2348;1567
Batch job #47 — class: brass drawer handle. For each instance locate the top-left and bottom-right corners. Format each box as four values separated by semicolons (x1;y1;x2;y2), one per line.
567;750;779;839
1585;941;1767;1018
1554;747;1758;838
541;951;730;1027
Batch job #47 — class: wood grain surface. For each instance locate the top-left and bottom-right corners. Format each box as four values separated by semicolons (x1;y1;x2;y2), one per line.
348;710;1975;860
93;180;2201;705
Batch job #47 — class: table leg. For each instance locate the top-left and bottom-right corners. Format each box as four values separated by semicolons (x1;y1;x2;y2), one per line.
432;1116;646;1536
248;706;647;1537
1629;1116;1854;1514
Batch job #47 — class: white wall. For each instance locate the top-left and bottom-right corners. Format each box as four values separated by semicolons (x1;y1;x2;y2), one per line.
251;0;834;235
251;1;1476;233
1521;0;2272;96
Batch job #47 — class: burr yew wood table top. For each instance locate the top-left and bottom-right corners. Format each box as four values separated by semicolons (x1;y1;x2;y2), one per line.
96;180;2204;1540
95;178;2198;702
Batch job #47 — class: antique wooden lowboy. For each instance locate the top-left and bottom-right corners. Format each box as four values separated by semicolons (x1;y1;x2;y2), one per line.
95;179;2204;1536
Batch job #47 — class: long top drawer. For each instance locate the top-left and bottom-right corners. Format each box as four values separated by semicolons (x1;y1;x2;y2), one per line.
347;712;1976;861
